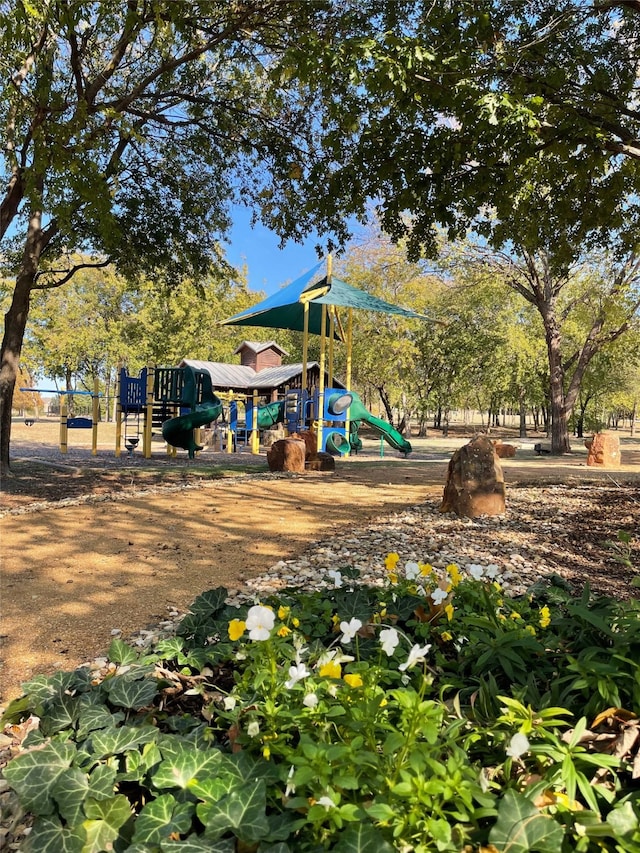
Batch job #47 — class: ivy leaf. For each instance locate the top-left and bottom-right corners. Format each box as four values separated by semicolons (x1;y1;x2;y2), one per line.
82;795;132;853
76;703;125;740
108;638;140;665
101;671;159;709
52;767;89;825
153;745;223;790
161;838;235;852
26;815;85;853
188;752;249;801
332;822;395;852
188;588;229;616
88;724;158;759
3;741;76;814
38;692;82;736
132;793;195;844
198;780;269;843
489;790;564;853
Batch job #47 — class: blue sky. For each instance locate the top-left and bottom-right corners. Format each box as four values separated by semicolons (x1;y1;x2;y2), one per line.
224;205;356;296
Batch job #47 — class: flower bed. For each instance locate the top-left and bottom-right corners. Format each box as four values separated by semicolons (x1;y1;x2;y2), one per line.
2;557;640;852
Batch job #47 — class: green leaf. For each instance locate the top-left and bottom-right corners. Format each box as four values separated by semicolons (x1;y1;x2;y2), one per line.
88;725;158;758
82;795;132;853
39;692;82;736
198;780;269;843
26;815;85;853
77;703;125;740
107;638;140;666
188;588;229;616
3;741;76;814
489;790;564;853
161;838;235;852
132;794;195;844
366;802;396;822
153;745;223;790
102;672;159;709
52;767;89;825
331;822;395;852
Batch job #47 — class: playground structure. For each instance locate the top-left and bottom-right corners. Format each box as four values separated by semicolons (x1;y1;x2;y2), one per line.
20;379;102;454
116;359;412;460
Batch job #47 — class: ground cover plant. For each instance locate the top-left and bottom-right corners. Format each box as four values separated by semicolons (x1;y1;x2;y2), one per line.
2;558;640;852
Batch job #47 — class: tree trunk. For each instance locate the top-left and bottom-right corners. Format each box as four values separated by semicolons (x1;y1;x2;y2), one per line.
0;213;49;473
541;307;572;454
519;391;527;438
631;401;637;438
1;271;34;474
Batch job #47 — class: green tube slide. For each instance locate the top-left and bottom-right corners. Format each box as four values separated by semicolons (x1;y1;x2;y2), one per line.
162;398;223;459
347;391;412;455
256;400;286;429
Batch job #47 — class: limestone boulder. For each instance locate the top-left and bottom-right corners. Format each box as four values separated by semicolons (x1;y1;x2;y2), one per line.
266;438;306;473
440;435;506;518
585;433;621;468
262;425;286;448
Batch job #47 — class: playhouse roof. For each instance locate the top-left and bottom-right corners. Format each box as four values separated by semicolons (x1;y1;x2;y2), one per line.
232;340;289;357
180;359;344;391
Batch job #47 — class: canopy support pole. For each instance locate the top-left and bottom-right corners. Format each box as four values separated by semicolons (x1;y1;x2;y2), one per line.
345;307;353;457
302;301;309;395
316;302;327;454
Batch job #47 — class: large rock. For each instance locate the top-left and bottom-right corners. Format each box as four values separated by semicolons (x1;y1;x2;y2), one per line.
440;435;506;518
306;451;336;471
290;429;317;461
585;433;621;468
262;424;286;448
492;439;517;458
266;438;306;473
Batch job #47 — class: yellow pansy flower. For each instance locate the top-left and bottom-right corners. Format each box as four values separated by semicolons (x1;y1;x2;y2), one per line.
319;660;342;679
228;619;246;641
292;617;300;628
526;625;537;636
510;611;522;620
277;625;292;637
385;552;400;571
419;562;433;576
444;603;455;622
441;631;453;642
278;605;290;620
539;606;551;629
344;673;363;688
446;564;462;587
388;572;398;585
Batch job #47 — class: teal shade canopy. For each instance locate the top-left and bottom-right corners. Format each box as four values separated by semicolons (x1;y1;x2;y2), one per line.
220;261;429;338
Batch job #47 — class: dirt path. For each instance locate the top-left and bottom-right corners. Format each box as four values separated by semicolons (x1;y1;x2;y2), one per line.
2;425;639;705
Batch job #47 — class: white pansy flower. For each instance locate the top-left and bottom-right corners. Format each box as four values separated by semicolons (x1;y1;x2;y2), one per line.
506;732;530;758
316;796;336;809
223;696;237;711
430;588;449;605
485;564;500;580
284;662;310;689
398;643;432;671
339;617;363;644
467;564;485;580
379;627;400;656
404;561;420;580
245;605;275;641
327;569;343;588
285;765;296;797
303;692;318;708
247;721;260;737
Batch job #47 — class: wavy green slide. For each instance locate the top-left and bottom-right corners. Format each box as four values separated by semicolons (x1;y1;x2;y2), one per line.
256;400;285;429
162;367;223;458
162;400;222;458
347;391;412;455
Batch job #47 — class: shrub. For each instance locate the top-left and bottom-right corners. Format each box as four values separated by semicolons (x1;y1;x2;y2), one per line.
2;557;640;852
